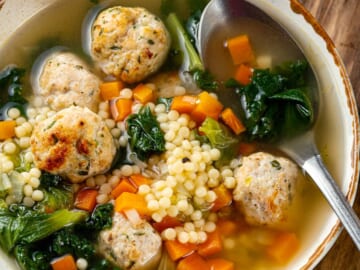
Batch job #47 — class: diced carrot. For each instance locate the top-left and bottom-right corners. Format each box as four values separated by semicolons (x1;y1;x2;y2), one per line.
0;120;16;140
234;64;253;85
216;219;238;236
266;232;300;263
238;142;257;156
211;185;233;212
170;95;198;114
51;254;77;270
198;228;223;257
177;253;210;270
207;258;235;270
165;240;197;261
129;174;151;188
153;215;183;233
110;177;137;199
191;92;224;124
109;98;133;121
220;108;246;135
132;83;154;104
100;81;124;101
115;192;151;216
227;34;255;65
74;188;98;212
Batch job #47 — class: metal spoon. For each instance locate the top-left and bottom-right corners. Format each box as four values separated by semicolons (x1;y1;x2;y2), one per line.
198;0;360;250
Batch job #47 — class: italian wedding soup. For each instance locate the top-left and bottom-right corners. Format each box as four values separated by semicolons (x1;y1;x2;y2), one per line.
0;1;322;269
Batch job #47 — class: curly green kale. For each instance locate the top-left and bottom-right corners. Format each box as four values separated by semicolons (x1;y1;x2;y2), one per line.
127;106;165;160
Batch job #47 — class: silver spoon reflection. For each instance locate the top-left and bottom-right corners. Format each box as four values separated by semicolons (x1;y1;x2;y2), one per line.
198;0;360;250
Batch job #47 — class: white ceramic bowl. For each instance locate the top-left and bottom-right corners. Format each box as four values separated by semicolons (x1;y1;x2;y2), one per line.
0;0;358;269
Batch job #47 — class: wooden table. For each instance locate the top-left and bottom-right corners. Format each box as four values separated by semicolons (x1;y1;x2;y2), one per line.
299;0;360;269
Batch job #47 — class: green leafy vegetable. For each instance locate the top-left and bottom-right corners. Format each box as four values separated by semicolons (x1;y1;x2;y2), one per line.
0;204;87;253
51;228;95;259
229;60;314;141
79;203;114;232
199;117;240;167
33;172;73;213
14;243;52;270
165;13;218;91
0;66;28;120
127;106;166;160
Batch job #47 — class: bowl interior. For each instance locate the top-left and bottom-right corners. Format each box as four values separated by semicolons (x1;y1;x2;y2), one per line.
0;0;358;269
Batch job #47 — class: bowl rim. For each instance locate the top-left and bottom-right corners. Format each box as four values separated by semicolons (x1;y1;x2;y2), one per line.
248;0;359;268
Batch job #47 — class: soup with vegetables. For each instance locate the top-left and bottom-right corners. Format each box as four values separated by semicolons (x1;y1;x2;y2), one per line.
0;0;322;269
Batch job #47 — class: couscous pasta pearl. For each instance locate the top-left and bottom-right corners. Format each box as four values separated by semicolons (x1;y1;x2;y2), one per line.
121;164;133;176
95;175;107;186
19;137;31;148
23;197;35;207
224;177;236;189
29;177;40;188
26;108;37;118
159;197;171;208
8;108;21;119
3;160;14;172
162;228;176;240
14;126;27;138
119;136;128;147
188;231;198;243
204;221;216;233
16;116;27;125
120;88;133;99
24;152;34;162
168;110;179;121
76;258;88;270
86;177;96;187
105;119;116;129
29;168;41;178
5;195;16;205
32;190;44;201
167;205;179;217
147;200;160;211
138;184;150;195
178;231;190;244
3;142;17;154
99;102;109;111
96;194;109;204
100;183;112;194
98;110;109;119
154;104;166;113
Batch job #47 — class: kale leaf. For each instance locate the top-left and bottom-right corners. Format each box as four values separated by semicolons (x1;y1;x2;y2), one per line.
14;243;52;270
80;203;114;232
51;228;95;259
0;66;28;120
156;97;173;112
230;60;314;141
127;106;165;160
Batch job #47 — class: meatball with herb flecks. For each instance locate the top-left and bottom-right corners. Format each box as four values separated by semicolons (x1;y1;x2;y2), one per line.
34;50;102;112
91;6;170;83
233;152;300;228
30;106;116;183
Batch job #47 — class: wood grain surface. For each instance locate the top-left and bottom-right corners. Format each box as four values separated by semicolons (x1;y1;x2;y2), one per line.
299;0;360;269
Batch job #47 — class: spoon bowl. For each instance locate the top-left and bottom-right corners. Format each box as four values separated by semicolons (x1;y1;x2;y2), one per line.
198;0;360;251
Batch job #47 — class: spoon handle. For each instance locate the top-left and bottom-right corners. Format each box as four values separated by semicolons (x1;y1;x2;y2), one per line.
304;155;360;250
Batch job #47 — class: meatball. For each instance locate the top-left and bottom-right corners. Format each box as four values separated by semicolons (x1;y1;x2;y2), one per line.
98;212;162;270
233;152;300;228
91;6;170;83
35;50;101;112
30;106;116;183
